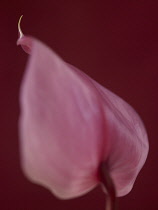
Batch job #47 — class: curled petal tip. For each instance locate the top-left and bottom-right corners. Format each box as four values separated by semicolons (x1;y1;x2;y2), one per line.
17;15;32;54
18;15;24;39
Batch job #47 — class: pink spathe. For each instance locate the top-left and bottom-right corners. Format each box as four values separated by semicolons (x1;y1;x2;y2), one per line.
17;35;149;199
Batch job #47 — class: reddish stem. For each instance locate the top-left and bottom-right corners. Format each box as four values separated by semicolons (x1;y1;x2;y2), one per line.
99;162;118;210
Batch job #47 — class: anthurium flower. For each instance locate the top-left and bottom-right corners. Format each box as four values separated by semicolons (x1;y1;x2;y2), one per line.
17;17;149;203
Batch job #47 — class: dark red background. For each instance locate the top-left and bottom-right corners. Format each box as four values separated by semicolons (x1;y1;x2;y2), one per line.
1;0;157;209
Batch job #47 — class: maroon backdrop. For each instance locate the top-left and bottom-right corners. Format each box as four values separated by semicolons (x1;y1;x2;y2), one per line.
1;0;157;209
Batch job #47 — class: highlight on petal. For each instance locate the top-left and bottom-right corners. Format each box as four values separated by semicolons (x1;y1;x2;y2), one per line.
17;19;149;200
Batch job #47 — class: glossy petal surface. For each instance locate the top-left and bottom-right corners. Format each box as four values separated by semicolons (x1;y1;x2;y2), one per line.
18;36;149;199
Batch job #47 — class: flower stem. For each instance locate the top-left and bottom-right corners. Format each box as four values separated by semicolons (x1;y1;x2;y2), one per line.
99;162;118;210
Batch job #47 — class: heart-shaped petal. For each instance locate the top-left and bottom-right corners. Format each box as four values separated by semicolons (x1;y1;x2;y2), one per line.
17;21;149;199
